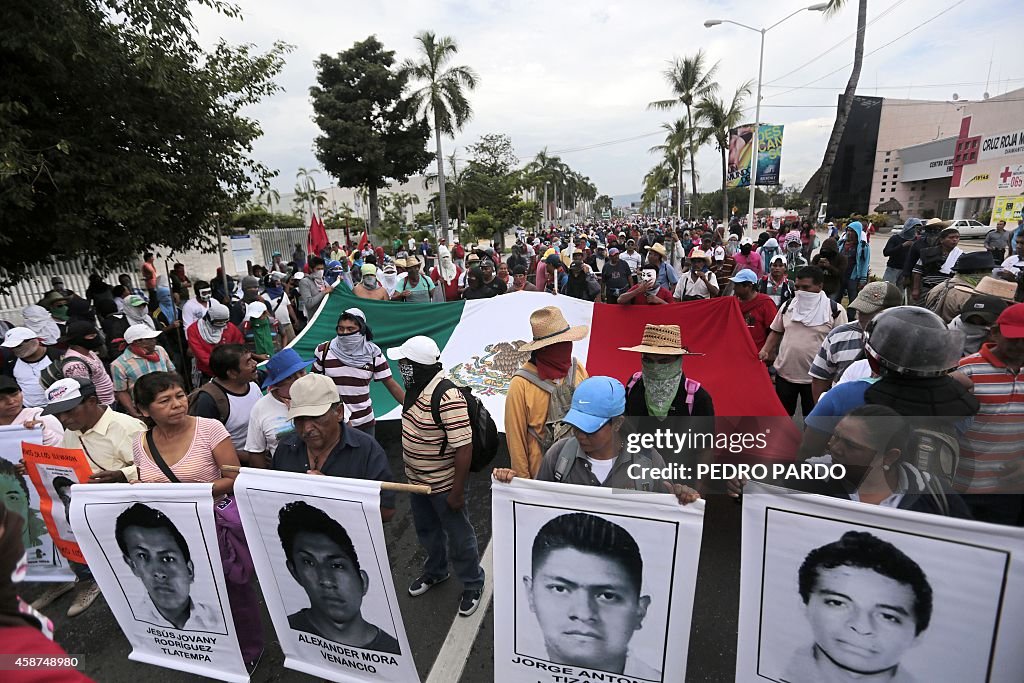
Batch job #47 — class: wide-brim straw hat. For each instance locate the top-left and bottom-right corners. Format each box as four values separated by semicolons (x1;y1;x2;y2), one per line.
645;243;668;258
975;276;1017;301
520;306;589;352
619;324;702;355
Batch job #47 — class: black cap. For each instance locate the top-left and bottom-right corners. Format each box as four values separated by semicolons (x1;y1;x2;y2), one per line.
0;376;21;394
961;294;1009;324
954;251;997;272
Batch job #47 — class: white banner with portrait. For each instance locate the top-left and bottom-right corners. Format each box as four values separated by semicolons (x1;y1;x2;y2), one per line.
0;425;75;582
737;483;1024;683
234;469;417;683
69;483;248;683
492;478;705;683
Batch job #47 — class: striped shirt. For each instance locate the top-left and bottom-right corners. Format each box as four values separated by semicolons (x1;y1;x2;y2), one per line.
808;321;866;383
401;374;472;493
133;417;229;485
955;345;1024;493
313;342;392;428
63;349;116;406
110;346;176;392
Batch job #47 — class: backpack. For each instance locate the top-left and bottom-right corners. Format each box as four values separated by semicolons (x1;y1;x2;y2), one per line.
38;349;91;389
924;278;975;322
552;437;656;491
430;378;499;472
625;371;701;415
512;361;581;456
187;381;230;423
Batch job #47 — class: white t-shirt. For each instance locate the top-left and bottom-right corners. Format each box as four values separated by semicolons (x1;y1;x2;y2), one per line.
181;298;209;329
261;292;292;327
620;250;643;275
836;358;874;385
10;407;64;446
244;392;292;456
223;382;263;452
998;254;1022;278
673;272;718;300
586;456;615;484
14;356;53;408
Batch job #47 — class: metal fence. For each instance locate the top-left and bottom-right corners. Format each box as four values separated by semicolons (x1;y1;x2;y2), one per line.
250;228;312;268
0;259;142;325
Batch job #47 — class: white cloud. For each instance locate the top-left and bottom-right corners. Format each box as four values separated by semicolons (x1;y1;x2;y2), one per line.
192;0;1015;198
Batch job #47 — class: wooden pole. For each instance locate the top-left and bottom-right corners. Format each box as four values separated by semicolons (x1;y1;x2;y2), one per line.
220;466;430;494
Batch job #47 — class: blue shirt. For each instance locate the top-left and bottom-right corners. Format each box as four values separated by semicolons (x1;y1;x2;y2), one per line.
803;380;872;434
656;262;678;290
272;426;396;509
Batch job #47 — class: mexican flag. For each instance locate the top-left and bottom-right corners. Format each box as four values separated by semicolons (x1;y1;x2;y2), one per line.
290;288;797;458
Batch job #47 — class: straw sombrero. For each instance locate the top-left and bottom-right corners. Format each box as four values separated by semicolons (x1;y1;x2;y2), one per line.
619;324;702;355
645;243;668;258
520;306;590;352
975;276;1017;302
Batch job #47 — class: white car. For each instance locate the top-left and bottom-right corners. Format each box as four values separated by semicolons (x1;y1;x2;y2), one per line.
948;218;990;239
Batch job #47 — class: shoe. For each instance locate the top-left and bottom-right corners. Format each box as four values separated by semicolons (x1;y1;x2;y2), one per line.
67;580;102;617
30;582;75;610
458;588;483;617
408;573;449;597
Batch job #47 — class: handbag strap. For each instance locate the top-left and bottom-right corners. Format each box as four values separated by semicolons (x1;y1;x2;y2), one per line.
145;430;181;483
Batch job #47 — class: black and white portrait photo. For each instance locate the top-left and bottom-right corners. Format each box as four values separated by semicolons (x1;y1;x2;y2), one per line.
738;485;1020;683
277;500;400;654
38;464;79;542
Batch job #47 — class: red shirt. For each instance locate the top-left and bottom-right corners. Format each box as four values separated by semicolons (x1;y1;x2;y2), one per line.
0;626;95;682
623;285;673;304
738;293;778;351
141;261;157;289
186;322;245;376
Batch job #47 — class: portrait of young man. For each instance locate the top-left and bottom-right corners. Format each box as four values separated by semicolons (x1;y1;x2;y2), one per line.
51;475;75;533
277;500;400;654
522;512;661;680
115;502;223;632
782;530;932;683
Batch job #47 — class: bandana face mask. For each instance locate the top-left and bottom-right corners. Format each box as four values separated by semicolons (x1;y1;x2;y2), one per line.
198;289;212;302
362;275;378;289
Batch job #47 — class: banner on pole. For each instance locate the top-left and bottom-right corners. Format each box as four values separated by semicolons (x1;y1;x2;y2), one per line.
492;478;705;683
736;483;1024;682
234;469;418;683
0;426;75;581
22;442;93;565
726;124;785;188
70;483;248;683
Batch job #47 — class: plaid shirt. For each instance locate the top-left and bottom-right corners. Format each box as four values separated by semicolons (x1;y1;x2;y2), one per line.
110;346;176;392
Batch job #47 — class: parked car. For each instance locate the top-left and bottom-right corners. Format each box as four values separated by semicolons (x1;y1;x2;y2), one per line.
948;218;990;238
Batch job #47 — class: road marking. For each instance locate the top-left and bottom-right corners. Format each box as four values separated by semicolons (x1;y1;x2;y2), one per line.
425;540;493;683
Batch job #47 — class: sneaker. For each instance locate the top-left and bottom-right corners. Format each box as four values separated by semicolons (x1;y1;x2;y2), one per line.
67;580;102;617
408;573;449;597
30;582;75;610
458;588;483;617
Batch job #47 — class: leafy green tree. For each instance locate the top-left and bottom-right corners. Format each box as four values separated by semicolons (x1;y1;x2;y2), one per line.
594;195;613;215
310;36;433;235
465;209;497;242
0;0;292;288
696;81;753;222
402;32;479;237
230;208;305;231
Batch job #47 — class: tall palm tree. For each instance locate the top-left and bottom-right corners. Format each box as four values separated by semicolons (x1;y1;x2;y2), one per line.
642;162;674;216
424;150;470;224
697;81;754;223
649;118;695;218
260;187;280;214
523;148;565;222
649;51;720;209
296;167;321;220
807;0;867;220
402;32;479;238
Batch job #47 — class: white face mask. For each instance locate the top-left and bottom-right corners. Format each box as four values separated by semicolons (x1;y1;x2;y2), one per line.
362;275;378;288
640;269;656;285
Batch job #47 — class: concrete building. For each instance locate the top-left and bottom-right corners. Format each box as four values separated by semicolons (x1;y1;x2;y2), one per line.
825;87;1024;225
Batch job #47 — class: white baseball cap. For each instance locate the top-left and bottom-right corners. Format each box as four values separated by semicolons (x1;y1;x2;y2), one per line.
292;271;305;280
1;327;38;348
386;336;440;365
286;373;341;420
244;301;267;321
124;325;161;344
41;377;96;416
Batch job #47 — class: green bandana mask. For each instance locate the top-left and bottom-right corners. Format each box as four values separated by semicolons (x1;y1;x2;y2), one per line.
249;316;274;356
50;305;68;321
641;357;683;418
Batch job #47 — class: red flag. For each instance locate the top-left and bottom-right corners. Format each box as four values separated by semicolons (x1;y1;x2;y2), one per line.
308;213;329;258
356;231;368;252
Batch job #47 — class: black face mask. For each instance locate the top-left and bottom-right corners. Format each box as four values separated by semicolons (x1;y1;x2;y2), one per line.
741;245;752;255
80;336;104;350
400;360;443;410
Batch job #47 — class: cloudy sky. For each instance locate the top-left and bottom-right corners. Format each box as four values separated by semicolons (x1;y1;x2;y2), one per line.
193;0;1020;199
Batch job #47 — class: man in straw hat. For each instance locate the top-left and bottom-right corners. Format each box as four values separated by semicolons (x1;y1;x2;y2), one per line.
644;242;678;291
673;250;719;301
391;257;435;303
506;307;589;478
493;377;700;504
924;250;998;324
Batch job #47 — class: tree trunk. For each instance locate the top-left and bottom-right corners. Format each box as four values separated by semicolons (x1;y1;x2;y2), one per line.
720;144;729;224
686;103;700;211
808;0;867;221
434;116;450;241
368;186;380;237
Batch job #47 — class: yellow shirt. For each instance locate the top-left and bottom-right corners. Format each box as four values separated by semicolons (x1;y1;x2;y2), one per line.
61;408;146;481
504;360;588;478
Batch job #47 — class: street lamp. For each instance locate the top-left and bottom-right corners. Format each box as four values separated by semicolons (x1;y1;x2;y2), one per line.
705;3;828;234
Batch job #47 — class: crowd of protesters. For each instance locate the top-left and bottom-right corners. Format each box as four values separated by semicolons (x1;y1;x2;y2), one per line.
1;211;1022;675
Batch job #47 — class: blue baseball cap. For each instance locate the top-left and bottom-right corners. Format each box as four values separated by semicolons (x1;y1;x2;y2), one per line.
562;376;626;434
731;269;759;285
261;348;312;389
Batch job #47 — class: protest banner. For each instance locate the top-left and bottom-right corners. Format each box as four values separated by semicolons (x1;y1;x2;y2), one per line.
737;483;1024;682
22;441;93;565
0;425;75;581
234;468;418;683
69;483;248;683
492;478;705;683
726;124;785;188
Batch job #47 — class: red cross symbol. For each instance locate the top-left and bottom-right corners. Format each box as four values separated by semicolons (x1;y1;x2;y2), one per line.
951;116;981;188
1001;166;1013;183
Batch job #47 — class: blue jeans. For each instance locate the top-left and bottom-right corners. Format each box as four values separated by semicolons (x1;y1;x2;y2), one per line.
832;277;861;321
70;561;93;581
409;491;485;590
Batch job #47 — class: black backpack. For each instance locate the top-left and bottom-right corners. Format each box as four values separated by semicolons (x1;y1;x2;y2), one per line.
430;378;499;472
38;349;90;389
